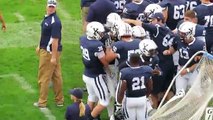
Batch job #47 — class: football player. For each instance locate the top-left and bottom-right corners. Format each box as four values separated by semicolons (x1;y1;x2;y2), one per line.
105;22;141;119
117;53;153;120
105;22;141;71
124;12;176;108
185;0;201;10
143;3;163;23
80;0;96;33
110;0;132;15
122;0;151;20
174;10;205;39
193;0;213;53
80;22;110;120
84;0;116;32
163;21;205;94
139;39;163;109
159;0;186;30
104;12;123;120
104;12;122;44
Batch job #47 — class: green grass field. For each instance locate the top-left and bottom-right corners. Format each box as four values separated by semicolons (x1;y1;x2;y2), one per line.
0;0;102;120
0;1;212;120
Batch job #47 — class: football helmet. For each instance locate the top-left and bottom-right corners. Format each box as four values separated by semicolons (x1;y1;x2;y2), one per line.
178;21;195;40
118;22;132;38
105;13;121;28
105;13;122;36
144;4;163;20
132;26;146;38
86;21;105;40
139;39;158;57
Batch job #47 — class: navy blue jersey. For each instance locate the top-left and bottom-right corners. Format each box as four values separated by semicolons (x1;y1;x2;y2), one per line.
112;39;141;66
174;37;205;67
193;3;213;52
120;55;159;70
81;0;96;7
122;1;150;20
147;0;159;3
185;0;201;10
87;0;116;24
159;0;186;30
40;13;62;52
140;55;160;69
120;66;153;97
110;0;131;14
194;24;206;37
193;3;213;34
142;23;174;64
65;103;91;120
80;36;106;77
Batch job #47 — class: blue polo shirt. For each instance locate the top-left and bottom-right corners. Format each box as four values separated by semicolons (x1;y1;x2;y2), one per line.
65;102;91;120
86;0;116;24
40;12;62;52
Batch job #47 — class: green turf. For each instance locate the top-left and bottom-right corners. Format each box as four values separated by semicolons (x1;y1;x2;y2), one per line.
0;0;212;120
0;77;44;120
0;0;96;119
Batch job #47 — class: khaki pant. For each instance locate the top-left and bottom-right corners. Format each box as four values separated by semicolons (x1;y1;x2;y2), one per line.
38;49;64;107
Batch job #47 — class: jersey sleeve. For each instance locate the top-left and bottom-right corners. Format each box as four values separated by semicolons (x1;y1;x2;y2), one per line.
142;23;158;36
120;69;127;80
51;21;61;38
196;40;205;51
112;41;122;56
171;35;180;50
144;66;153;84
159;0;169;9
94;42;105;59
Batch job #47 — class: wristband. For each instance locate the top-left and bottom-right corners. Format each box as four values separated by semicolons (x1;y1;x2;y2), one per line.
186;68;190;73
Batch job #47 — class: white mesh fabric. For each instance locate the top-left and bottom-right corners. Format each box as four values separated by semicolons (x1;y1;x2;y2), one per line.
150;55;213;120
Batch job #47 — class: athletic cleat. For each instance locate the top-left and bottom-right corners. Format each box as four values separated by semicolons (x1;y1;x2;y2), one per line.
33;102;47;109
56;103;64;107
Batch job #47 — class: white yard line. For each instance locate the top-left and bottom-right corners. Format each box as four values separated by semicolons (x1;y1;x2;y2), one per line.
0;73;35;94
40;108;56;120
14;12;25;22
57;3;71;19
0;73;56;120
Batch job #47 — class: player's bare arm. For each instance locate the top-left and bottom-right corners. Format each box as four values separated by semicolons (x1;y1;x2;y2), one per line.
51;38;59;65
117;80;127;104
